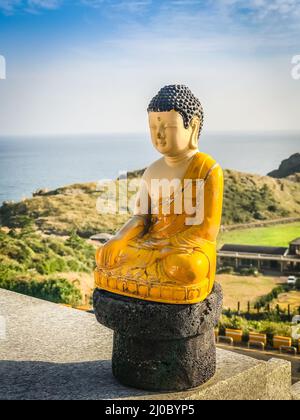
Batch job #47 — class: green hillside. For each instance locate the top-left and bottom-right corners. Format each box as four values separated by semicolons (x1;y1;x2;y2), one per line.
1;169;300;237
1;168;299;306
0;228;95;305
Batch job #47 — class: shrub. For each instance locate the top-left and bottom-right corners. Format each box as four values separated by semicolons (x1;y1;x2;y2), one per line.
250;320;292;338
67;259;83;272
0;228;95;275
6;242;33;265
0;264;18;282
254;285;288;310
36;257;67;275
13;215;35;229
65;231;86;250
0;277;82;306
239;267;259;277
218;315;250;338
27;239;47;254
218;315;293;341
47;240;71;257
217;266;234;274
36;279;82;305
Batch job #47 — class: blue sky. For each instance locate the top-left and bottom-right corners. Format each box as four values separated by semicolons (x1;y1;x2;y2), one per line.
0;0;300;135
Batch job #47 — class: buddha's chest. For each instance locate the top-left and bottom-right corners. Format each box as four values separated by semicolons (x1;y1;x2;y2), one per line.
146;165;190;202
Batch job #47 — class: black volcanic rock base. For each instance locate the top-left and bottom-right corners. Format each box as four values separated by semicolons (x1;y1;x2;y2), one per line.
93;283;223;392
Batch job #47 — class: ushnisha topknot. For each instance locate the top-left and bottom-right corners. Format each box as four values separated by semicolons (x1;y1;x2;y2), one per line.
147;84;204;138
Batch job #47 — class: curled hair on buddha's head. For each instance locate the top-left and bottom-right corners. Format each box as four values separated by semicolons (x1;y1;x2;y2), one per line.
147;84;204;138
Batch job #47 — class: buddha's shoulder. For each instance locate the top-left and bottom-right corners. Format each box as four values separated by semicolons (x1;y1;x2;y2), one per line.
192;152;222;179
194;152;217;168
143;158;165;178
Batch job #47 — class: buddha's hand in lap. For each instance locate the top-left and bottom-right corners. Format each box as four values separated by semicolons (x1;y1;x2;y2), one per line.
96;237;126;268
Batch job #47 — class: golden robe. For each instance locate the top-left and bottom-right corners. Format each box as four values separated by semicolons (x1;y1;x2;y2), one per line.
95;152;224;304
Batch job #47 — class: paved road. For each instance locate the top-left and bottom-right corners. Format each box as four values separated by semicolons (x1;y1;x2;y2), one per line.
217;344;300;384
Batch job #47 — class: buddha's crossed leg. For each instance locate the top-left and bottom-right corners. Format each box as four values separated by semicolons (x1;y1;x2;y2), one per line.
161;251;210;285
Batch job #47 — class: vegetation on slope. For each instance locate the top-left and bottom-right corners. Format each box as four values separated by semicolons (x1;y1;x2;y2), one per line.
1;170;299;237
0;227;95;304
221;170;297;224
0;167;299;308
0;277;82;306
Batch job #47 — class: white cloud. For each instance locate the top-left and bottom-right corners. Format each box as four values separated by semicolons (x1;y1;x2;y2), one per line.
110;0;152;13
0;0;152;14
80;0;104;8
1;0;300;135
28;0;62;9
0;0;62;14
0;0;21;14
1;31;299;136
82;0;151;11
2;0;300;20
217;0;300;20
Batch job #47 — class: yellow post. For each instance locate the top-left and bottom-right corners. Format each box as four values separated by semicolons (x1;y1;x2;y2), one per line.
249;332;267;346
225;328;243;343
273;336;292;349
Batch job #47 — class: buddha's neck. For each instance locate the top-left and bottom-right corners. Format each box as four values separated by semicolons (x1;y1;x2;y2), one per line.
164;149;198;168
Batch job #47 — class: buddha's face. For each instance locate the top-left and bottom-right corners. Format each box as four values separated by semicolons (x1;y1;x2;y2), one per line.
148;110;199;157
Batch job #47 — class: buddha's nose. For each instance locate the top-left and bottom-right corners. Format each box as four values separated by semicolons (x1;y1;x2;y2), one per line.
157;129;165;141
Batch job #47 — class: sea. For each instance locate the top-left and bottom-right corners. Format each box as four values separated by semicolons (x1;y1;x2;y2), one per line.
0;132;299;204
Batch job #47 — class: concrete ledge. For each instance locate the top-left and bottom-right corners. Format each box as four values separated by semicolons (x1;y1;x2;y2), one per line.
292;382;300;400
0;289;293;400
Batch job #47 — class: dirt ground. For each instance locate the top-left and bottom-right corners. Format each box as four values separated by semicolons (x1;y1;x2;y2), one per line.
216;274;283;311
274;290;300;311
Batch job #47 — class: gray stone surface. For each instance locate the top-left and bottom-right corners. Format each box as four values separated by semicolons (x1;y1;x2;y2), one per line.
93;284;223;391
291;382;300;400
0;289;294;400
265;359;292;400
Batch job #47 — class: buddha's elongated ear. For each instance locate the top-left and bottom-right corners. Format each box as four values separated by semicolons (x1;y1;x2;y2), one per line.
189;116;200;150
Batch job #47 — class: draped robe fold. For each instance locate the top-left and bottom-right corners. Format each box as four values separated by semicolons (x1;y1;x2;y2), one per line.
95;152;224;304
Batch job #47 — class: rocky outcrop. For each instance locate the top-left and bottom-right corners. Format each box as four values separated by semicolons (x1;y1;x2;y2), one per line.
268;154;300;179
286;173;300;183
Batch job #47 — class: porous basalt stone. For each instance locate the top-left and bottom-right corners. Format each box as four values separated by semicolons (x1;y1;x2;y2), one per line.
93;283;223;392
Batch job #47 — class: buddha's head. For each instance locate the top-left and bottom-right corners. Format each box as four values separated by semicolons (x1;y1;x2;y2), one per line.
147;85;204;157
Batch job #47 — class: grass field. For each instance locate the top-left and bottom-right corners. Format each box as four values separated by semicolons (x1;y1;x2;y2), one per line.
218;222;300;248
273;290;300;311
216;274;283;310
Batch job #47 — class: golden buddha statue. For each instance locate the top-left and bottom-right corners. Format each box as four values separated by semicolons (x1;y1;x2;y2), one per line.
95;85;224;305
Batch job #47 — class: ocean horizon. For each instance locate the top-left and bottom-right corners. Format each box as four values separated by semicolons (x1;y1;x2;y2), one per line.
0;131;299;205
